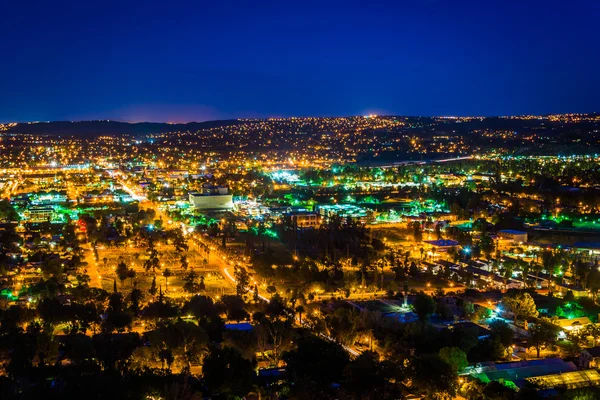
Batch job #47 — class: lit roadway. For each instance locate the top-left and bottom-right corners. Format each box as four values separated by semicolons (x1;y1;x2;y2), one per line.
83;242;103;288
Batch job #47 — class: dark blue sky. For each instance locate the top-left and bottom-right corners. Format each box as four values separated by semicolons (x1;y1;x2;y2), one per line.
1;0;599;122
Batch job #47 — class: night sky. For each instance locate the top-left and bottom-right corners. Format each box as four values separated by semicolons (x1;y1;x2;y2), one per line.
2;0;599;123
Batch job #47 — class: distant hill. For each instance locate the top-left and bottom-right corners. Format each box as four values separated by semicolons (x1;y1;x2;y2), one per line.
5;120;240;137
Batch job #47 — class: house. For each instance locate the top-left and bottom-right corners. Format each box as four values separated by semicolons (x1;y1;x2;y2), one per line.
580;347;600;369
289;212;321;228
555;283;588;298
554;317;592;333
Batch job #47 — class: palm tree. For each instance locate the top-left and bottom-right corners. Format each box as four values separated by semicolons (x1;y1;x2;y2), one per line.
180;255;188;271
127;268;136;287
163;268;172;292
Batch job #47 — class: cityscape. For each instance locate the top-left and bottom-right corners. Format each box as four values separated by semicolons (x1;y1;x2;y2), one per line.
2;115;600;399
2;1;600;399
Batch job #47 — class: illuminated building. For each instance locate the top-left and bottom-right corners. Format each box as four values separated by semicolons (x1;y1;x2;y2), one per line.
188;184;233;210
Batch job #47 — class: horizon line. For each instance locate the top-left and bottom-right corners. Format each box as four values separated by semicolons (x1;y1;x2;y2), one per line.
4;111;599;125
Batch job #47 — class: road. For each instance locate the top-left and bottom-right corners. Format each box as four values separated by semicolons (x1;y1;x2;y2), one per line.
83;242;103;288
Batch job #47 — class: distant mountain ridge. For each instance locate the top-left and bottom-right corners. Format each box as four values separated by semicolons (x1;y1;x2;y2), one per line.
5;120;241;137
5;113;600;138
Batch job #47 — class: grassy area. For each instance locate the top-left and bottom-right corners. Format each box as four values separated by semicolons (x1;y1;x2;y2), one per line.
95;246;236;298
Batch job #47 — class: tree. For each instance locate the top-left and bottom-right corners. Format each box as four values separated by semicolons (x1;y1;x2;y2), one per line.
435;223;443;240
76;273;90;287
283;335;350;391
463;301;476;320
561;387;600;400
325;307;359;346
180;255;188;271
234;267;250;297
413;291;436;322
448;245;459;263
102;292;133;333
173;230;188;254
482;381;518;400
489;319;514;348
183;270;199;294
199;275;205;292
163;268;172;292
529;318;560;358
479;234;495;259
184;295;220;320
501;291;538;324
129;288;144;315
116;261;128;287
202;346;254;398
127;268;136;287
262;318;294;365
451;324;479;354
149;276;158;297
472;306;492;323
147;318;209;371
92;332;141;371
439;346;468;373
37;297;69;326
144;238;161;273
410;221;423;242
410;354;457;399
564;290;575;302
221;295;250;322
142;297;180;321
344;351;387;399
30;326;60;367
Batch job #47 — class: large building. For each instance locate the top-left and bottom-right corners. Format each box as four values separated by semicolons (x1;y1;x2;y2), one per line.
497;229;528;244
290;212;321;228
316;204;372;224
24;206;55;222
188;184;233;210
